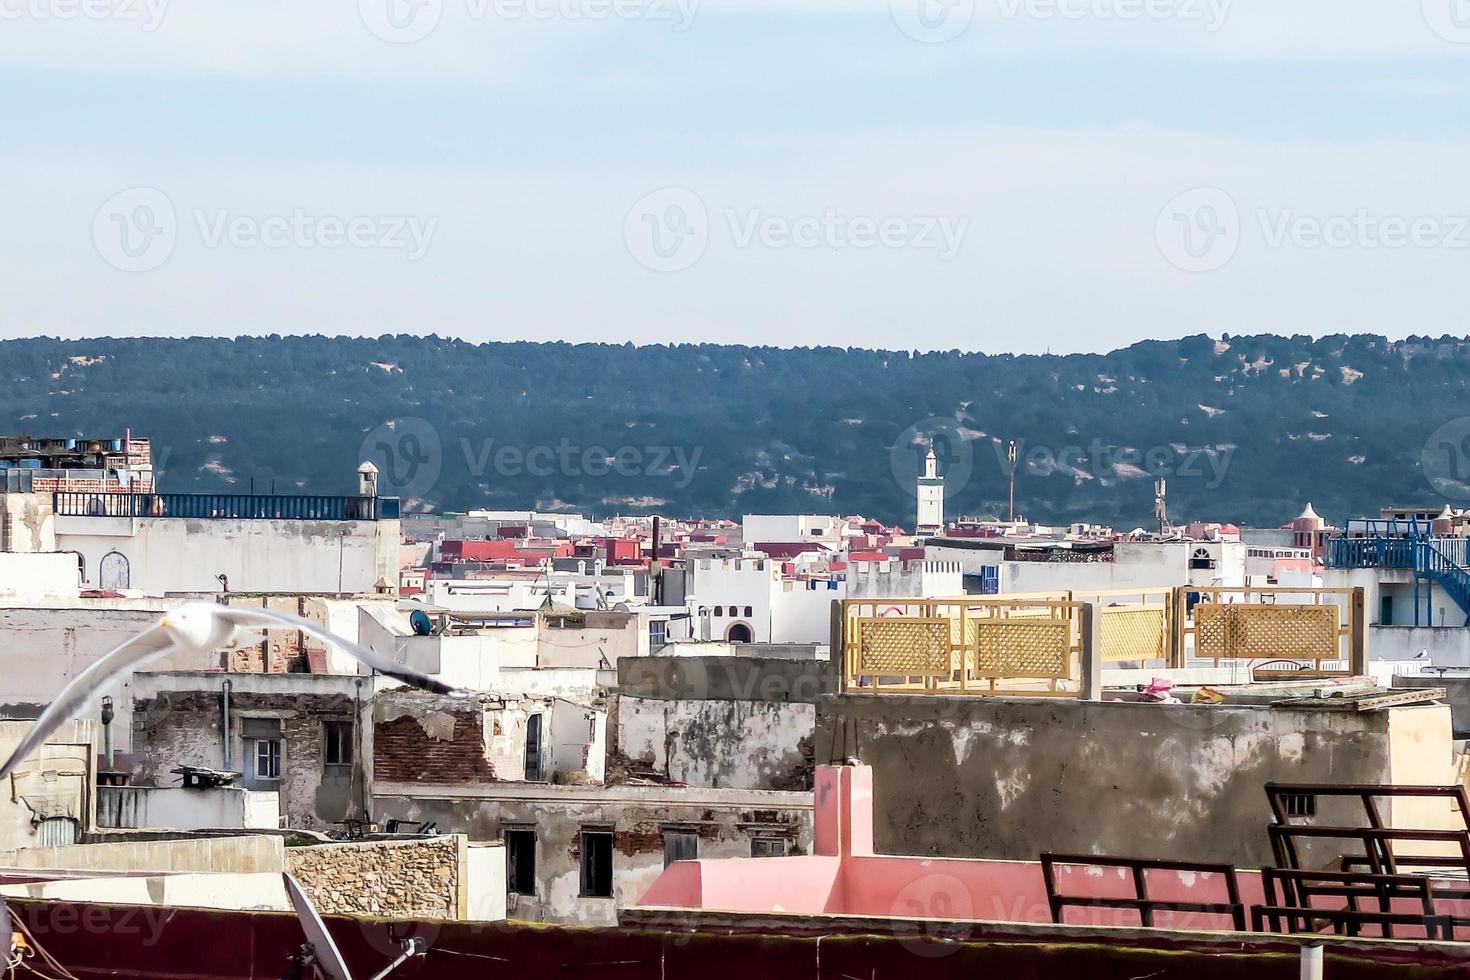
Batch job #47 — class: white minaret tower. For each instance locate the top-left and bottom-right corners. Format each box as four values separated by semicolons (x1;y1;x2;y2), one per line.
916;445;944;536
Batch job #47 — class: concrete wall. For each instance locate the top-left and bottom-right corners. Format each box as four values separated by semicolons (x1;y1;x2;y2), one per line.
816;694;1456;867
0;719;95;849
1374;625;1470;666
613;655;831;791
54;515;399;595
0;492;56;552
284;836;471;918
130;672;371;831
0;552;79;600
0;833;284;873
1398;673;1470;736
372;782;812;926
0;871;289;913
0;604;184;755
97;785;280;831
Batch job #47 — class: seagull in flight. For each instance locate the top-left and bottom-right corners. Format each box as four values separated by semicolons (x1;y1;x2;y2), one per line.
0;602;467;782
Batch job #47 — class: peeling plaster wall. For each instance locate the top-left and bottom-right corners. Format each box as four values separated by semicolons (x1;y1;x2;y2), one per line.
131;683;364;832
816;694;1455;867
617;697;814;790
373;690;606;785
613;656;830;790
371;784;811;926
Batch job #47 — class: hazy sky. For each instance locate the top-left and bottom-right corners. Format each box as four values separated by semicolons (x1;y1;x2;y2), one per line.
4;0;1470;353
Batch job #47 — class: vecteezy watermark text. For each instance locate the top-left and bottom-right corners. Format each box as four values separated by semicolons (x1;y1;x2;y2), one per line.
358;0;697;43
0;0;167;29
1157;186;1470;273
624;187;969;273
461;438;703;489
93;188;438;272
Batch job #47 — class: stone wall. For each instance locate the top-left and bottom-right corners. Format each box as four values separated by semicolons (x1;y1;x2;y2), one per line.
284;836;465;918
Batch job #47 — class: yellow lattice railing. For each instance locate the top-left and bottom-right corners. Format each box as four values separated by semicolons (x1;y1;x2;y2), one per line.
1179;585;1359;674
842;597;1085;697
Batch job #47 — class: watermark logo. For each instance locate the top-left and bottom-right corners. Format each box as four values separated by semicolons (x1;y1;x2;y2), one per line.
890;417;975;502
1423;417;1470;501
624;187;709;273
625;187;969;272
888;873;974;957
359;417;444;500
360;0;696;41
890;0;973;42
0;0;169;29
1155;186;1240;273
358;0;443;43
93;187;177;273
92;187;438;271
1423;0;1470;43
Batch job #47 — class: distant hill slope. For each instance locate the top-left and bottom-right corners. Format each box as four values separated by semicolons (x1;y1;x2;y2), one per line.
2;334;1466;528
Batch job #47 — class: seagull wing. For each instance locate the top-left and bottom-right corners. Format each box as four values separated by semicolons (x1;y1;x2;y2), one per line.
214;606;466;696
0;624;176;783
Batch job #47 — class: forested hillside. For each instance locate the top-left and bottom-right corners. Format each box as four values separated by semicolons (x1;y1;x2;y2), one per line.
2;334;1465;528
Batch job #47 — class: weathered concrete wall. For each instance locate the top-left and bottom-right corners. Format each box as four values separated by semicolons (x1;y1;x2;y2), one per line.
131;673;368;831
1399;673;1470;735
0;492;56;552
618;655;833;702
97;785;279;831
54;515;399;596
0;719;95;849
284;836;467;918
816;694;1456;867
0;833;284;873
373;689;605;786
616;697;814;790
372;783;811;926
613;656;828;790
0;604;182;755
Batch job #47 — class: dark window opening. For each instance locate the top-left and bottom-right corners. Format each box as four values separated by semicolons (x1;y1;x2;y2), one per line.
751;837;788;858
663;830;698;868
727;623;752;643
1283;793;1317;818
580;829;614;897
524;714;544;781
324;720;353;767
506;829;537;896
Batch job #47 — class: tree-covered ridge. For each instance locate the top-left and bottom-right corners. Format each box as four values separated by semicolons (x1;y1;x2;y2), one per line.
1;333;1465;528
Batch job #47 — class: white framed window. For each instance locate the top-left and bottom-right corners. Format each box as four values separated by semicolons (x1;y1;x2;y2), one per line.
255;738;281;780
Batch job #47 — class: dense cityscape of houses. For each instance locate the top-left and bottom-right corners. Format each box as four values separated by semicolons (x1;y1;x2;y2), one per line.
2;429;1470;976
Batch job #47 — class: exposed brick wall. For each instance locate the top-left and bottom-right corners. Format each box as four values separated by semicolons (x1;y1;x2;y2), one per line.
374;710;496;783
285;836;463;918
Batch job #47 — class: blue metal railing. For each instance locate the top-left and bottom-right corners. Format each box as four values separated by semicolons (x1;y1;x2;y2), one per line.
53;492;401;522
1326;537;1419;569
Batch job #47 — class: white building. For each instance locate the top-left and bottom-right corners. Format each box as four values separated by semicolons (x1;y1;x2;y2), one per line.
741;515;848;547
915;446;944;536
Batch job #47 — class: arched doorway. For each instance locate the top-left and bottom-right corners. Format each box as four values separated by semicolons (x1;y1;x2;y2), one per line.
726;623;753;643
99;551;131;590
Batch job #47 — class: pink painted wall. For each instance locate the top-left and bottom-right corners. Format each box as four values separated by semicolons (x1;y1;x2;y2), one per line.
638;764;1272;932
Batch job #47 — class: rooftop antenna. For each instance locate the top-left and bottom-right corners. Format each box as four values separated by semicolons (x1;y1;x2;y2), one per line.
1155;478;1169;536
1007;441;1018;523
282;873;426;980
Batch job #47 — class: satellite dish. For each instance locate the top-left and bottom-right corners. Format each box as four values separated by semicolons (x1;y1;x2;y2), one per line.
409;609;434;637
284;872;353;980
